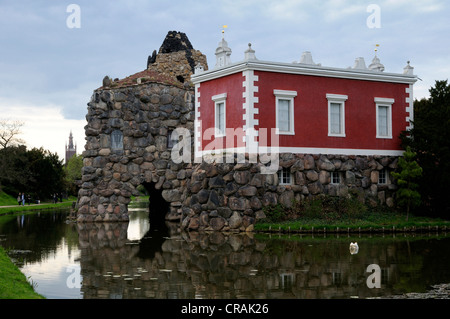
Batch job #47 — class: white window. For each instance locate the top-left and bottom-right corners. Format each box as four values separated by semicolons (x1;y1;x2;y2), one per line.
331;171;341;184
378;169;388;184
326;94;347;137
212;93;227;137
278;168;292;185
274;90;297;135
375;98;394;139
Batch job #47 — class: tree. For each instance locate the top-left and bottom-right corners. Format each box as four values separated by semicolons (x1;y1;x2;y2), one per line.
26;147;65;200
0;145;29;194
0;118;25;149
392;147;422;221
0;145;65;201
401;80;450;218
64;154;83;196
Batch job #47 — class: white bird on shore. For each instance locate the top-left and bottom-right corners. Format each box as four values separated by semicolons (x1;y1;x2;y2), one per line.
349;242;359;255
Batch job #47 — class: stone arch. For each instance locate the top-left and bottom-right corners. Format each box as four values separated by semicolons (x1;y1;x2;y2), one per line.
141;181;170;231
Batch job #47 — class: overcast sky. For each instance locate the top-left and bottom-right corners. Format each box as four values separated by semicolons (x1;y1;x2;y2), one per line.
1;0;449;161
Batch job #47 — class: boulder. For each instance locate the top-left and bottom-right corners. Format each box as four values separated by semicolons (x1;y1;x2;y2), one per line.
238;185;257;197
210;217;226;231
229;212;242;229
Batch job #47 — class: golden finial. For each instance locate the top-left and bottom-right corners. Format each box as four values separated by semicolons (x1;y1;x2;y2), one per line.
375;44;380;54
221;25;228;38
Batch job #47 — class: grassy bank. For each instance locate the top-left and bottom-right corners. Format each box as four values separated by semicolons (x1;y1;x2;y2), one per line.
0;191;76;217
255;196;450;233
0;192;70;299
0;201;74;216
255;213;450;233
0;247;44;299
0;191;19;206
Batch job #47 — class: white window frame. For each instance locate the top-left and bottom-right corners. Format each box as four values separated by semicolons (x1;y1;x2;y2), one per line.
378;168;389;185
375;97;394;139
212;93;227;138
331;171;341;185
274;90;297;135
326;94;348;137
278;168;292;185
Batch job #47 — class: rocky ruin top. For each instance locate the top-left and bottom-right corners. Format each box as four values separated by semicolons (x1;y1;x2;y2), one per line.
101;31;208;90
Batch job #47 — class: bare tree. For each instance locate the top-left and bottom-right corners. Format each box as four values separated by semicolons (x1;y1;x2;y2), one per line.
0;118;25;149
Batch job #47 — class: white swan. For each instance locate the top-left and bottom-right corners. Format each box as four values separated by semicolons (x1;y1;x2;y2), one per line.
349;242;359;255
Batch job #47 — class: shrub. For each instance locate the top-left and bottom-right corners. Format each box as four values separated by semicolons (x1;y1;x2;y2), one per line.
262;194;368;223
262;203;286;223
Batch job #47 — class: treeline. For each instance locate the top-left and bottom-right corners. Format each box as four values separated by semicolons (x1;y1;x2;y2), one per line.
0;145;70;202
401;80;450;218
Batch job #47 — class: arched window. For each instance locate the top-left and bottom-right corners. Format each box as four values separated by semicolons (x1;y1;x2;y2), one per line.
111;130;123;150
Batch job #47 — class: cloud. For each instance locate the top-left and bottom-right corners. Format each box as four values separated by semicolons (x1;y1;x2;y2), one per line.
320;1;367;23
0;99;85;162
0;0;448;162
380;0;445;14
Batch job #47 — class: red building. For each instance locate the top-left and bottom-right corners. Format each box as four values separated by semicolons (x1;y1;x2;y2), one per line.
191;36;417;160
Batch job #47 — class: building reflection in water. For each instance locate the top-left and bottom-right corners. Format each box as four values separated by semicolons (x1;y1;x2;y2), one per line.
76;210;450;299
3;209;448;299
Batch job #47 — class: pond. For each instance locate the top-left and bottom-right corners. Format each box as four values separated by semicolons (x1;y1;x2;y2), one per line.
0;205;449;299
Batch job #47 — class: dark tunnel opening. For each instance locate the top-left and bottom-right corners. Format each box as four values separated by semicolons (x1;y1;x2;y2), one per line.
141;182;170;232
134;182;170;259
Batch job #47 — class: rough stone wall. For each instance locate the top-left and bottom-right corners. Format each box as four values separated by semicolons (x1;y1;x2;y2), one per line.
147;31;208;83
180;154;398;232
77;81;195;222
148;50;207;83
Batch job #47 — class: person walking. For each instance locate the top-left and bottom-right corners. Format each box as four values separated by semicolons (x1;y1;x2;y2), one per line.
21;193;25;206
17;193;21;206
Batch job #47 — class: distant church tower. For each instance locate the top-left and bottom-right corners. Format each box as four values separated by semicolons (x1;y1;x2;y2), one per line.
65;131;77;164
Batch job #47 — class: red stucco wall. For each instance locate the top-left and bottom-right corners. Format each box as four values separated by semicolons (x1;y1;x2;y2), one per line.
197;70;409;153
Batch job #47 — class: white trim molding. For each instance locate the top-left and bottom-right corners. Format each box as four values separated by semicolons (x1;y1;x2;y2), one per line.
326;94;348;137
197;146;405;157
191;59;418;86
274;89;297;135
405;84;414;131
194;83;202;160
375;97;395;139
212;93;227;138
242;70;259;151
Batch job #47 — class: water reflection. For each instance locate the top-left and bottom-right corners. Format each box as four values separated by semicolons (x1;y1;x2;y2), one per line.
0;210;81;299
77;221;450;299
1;208;450;299
127;209;150;241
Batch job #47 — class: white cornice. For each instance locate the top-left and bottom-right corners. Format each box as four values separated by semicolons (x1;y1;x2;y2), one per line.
191;59;418;85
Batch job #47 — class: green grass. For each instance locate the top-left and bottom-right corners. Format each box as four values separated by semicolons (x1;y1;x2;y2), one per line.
255;213;450;232
0;195;75;299
255;195;450;233
0;191;19;206
0;247;44;299
0;196;76;217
